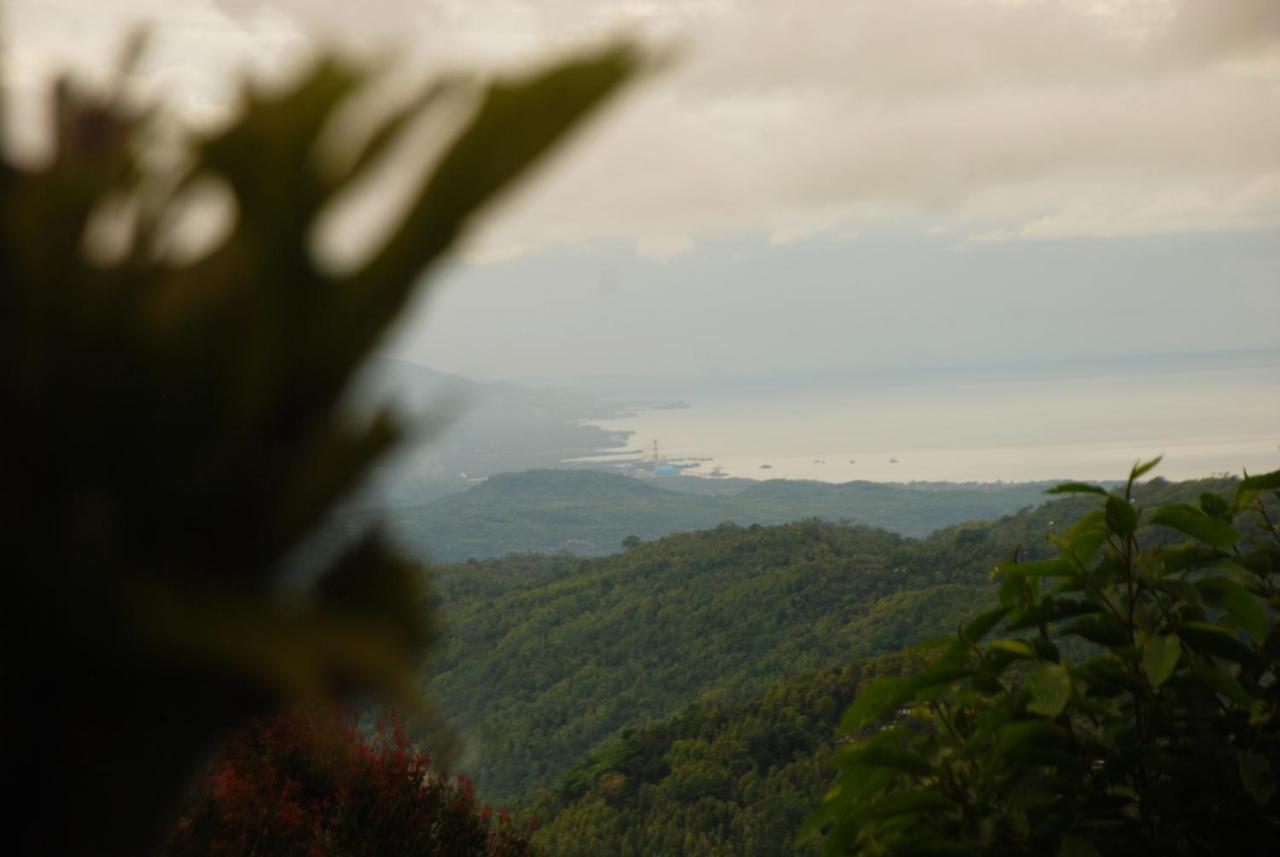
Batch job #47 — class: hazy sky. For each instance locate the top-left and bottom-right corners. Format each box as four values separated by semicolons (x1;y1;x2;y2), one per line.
5;1;1280;382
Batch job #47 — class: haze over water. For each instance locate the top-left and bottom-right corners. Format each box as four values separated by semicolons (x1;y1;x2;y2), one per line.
584;355;1280;484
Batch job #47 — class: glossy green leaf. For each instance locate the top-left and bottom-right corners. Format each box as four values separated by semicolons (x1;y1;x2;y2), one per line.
1141;634;1181;688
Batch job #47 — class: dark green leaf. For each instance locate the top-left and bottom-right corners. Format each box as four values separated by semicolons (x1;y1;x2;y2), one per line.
841;677;912;732
1025;663;1071;717
1060;834;1103;857
994;720;1067;757
1045;482;1109;496
863;787;951;818
1141;633;1180;688
912;642;973;693
1199;492;1232;521
1179;621;1261;668
1063;614;1130;647
990;638;1038;659
1195;577;1267;641
999;569;1028;609
1181;664;1253;706
1159;543;1222;575
1240;468;1280;492
1130;455;1163;483
842;740;935;776
1005;558;1078;578
1075;653;1143;695
1105;496;1138;538
1150;503;1240;550
1238;750;1276;805
962;605;1009;642
1006;598;1103;631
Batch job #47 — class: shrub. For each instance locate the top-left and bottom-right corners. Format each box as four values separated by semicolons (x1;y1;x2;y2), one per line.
162;708;540;857
808;458;1280;855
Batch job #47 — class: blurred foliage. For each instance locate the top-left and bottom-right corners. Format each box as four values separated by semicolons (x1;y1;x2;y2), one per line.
161;706;540;857
808;460;1280;855
0;34;636;855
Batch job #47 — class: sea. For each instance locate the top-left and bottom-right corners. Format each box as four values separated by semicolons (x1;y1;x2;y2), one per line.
578;353;1280;484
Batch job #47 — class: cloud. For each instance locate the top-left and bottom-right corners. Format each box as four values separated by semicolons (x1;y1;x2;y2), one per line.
6;1;1280;253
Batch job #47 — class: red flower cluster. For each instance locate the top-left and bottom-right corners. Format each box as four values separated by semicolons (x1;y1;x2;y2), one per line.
160;709;538;857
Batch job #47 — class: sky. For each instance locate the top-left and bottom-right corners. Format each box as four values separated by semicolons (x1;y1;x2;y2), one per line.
4;0;1280;383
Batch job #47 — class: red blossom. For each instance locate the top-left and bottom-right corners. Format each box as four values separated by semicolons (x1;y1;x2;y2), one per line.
159;708;540;857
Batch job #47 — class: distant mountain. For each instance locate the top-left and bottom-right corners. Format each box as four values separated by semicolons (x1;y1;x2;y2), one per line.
383;468;1062;560
351;359;631;505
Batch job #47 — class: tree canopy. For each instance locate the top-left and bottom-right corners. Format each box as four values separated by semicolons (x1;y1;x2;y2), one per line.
808;460;1280;855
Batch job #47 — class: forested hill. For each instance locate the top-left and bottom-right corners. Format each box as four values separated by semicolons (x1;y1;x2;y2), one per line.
428;520;984;804
528;654;911;857
386;468;1060;560
426;476;1235;807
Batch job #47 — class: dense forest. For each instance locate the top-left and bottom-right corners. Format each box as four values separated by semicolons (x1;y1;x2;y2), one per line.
527;654;911;856
369;468;1063;560
424;476;1238;807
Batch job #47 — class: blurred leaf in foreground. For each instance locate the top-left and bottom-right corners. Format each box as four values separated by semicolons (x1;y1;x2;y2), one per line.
1;34;638;855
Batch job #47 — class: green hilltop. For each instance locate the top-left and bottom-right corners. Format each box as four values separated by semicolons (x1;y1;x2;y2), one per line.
384;468;1065;561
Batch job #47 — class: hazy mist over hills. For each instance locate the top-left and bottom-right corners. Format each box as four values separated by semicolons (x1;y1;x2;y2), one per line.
373;469;1061;560
9;2;1280;856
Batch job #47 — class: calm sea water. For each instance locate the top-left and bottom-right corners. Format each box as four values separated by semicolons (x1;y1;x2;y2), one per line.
582;363;1280;483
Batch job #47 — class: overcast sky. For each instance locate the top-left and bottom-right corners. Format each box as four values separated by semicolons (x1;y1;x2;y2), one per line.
5;1;1280;382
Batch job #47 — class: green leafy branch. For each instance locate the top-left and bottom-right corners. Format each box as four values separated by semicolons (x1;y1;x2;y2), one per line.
807;458;1280;856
